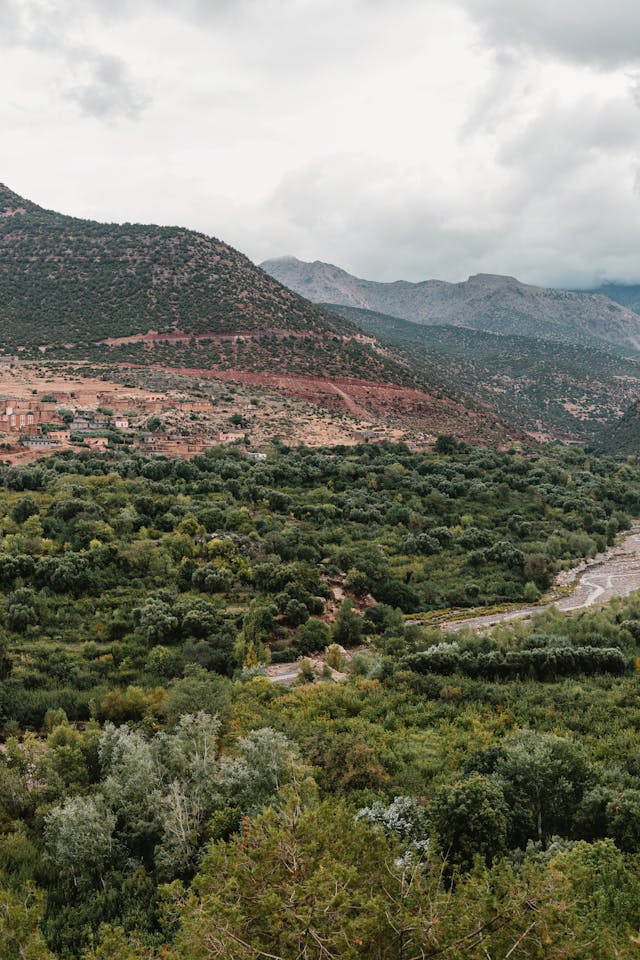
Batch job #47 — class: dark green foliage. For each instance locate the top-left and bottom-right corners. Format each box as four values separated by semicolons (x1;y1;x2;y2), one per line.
431;774;509;868
0;441;640;957
404;642;628;681
332;599;363;647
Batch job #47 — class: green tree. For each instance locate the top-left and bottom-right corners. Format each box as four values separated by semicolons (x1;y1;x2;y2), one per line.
332;599;363;648
494;731;590;845
294;618;329;655
218;728;302;814
431;774;508;869
605;790;640;853
0;884;54;960
44;795;116;891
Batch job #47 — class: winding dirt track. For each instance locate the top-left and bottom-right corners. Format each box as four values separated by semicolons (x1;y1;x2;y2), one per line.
442;526;640;634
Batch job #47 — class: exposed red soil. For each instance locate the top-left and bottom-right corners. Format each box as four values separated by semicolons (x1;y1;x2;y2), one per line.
133;363;494;432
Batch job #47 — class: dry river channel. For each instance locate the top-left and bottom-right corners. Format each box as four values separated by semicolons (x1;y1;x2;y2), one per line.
441;524;640;634
268;526;640;684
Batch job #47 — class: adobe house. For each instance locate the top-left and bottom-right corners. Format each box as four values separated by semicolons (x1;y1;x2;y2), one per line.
84;437;109;451
20;434;57;449
218;431;246;445
1;404;41;433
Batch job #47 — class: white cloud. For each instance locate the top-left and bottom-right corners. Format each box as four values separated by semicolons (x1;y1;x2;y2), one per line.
0;0;150;120
1;0;640;287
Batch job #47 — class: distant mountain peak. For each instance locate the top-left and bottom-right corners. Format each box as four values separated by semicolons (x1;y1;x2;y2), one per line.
466;272;520;285
262;254;301;265
262;256;640;353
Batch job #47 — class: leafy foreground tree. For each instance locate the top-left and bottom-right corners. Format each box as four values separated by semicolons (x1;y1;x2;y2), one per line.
158;799;640;960
0;885;54;960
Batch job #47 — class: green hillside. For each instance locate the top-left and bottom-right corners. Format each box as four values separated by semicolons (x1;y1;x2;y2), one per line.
596;401;640;455
0;184;352;346
325;303;640;440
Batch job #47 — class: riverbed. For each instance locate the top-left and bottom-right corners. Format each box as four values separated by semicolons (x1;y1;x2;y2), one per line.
441;525;640;634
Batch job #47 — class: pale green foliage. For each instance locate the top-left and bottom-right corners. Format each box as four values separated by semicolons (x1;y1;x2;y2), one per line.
219;727;300;813
155;712;224;875
169;711;221;784
99;724;163;846
355;796;430;855
44;795;115;889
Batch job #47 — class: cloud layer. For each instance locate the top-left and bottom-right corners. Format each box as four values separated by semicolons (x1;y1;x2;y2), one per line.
460;0;640;69
1;0;640;286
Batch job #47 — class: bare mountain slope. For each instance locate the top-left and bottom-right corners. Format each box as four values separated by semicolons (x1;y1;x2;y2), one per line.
262;256;640;353
577;283;640;316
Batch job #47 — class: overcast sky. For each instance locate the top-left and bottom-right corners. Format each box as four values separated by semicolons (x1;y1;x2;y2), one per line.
2;0;640;287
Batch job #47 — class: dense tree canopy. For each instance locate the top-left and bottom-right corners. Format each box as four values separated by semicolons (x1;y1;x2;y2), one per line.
1;442;640;957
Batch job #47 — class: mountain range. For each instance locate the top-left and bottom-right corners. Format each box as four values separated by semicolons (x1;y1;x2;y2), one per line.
0;184;513;445
4;181;640;449
261;256;640;354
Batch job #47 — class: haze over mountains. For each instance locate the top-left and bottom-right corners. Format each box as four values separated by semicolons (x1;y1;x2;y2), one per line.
262;256;640;354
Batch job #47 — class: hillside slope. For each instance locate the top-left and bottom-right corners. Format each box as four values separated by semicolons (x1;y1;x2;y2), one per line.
596;401;640;455
577;283;640;315
0;184;516;445
325;303;640;441
0;184;357;347
262;256;640;353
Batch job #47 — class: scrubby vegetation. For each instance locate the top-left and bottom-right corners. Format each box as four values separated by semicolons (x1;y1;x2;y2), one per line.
326;303;640;441
0;184;351;346
3;441;640;958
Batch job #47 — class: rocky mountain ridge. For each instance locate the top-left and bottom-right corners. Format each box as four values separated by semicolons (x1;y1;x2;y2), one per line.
262;256;640;354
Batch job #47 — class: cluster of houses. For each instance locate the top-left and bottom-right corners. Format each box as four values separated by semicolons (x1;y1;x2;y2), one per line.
0;393;263;460
0;401;130;452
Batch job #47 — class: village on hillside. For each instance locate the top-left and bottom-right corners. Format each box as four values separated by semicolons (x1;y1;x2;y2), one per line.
0;357;411;463
0;356;264;462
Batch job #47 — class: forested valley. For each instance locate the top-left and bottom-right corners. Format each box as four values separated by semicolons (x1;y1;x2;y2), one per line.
3;441;640;958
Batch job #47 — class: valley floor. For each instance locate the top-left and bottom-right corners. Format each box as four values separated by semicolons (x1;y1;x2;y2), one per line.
437;525;640;633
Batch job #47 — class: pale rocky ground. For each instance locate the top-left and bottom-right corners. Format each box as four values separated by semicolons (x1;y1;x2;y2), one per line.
0;360;428;462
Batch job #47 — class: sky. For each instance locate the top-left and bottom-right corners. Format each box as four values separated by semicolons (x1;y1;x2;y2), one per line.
2;0;640;287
